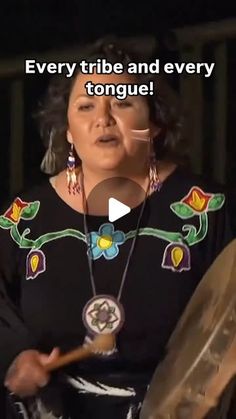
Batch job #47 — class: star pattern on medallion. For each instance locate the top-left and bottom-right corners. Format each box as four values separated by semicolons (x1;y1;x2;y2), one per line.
88;300;119;332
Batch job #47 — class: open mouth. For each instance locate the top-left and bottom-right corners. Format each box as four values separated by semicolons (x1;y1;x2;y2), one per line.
96;134;120;145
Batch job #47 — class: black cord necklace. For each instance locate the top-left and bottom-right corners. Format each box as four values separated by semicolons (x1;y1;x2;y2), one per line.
81;172;149;347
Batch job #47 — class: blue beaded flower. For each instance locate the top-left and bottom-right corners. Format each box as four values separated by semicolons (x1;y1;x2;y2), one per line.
87;223;125;260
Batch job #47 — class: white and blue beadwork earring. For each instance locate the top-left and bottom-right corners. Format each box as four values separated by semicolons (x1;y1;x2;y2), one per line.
66;144;80;194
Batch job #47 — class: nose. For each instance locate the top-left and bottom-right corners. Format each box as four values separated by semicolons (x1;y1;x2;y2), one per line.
95;103;116;128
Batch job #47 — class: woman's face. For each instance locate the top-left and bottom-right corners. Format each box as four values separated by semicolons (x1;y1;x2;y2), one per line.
67;71;157;173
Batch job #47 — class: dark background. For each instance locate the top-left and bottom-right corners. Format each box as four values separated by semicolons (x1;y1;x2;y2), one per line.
0;1;236;416
1;1;235;56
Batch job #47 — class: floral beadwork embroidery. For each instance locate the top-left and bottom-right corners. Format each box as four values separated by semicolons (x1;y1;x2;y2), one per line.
170;186;225;219
0;197;86;279
163;186;225;272
26;250;46;280
161;242;191;272
182;187;213;213
0;186;226;278
88;223;125;260
2;198;40;227
3;198;29;224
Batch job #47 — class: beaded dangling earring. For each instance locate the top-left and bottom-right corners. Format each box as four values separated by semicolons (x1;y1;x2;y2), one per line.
66;144;80;194
149;142;162;193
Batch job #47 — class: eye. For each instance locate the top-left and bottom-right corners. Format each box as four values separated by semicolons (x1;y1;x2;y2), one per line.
114;100;132;108
77;103;94;111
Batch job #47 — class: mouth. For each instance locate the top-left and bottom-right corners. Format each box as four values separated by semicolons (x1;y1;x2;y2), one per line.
95;134;121;147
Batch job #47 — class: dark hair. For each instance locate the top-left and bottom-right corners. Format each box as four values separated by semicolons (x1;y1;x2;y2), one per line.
35;36;189;174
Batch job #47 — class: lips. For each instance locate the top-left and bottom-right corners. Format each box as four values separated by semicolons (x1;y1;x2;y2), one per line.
96;134;120;144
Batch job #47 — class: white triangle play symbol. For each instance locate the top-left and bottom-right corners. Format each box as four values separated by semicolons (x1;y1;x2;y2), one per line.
108;197;131;222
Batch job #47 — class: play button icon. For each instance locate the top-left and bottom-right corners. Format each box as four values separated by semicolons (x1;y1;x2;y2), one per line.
85;177;146;218
108;198;131;222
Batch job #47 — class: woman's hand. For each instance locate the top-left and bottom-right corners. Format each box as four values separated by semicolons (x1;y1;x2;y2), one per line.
4;347;60;398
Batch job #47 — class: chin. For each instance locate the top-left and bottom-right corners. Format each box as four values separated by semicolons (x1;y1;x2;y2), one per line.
97;155;126;171
99;162;124;171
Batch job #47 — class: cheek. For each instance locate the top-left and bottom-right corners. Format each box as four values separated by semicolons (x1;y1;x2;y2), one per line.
113;110;150;139
132;114;150;130
132;106;150;128
68;115;90;142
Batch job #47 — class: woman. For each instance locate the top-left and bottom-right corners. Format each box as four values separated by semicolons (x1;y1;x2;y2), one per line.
0;37;234;418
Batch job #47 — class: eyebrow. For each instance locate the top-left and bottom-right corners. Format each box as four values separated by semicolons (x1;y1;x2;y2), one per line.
73;94;138;102
74;94;94;100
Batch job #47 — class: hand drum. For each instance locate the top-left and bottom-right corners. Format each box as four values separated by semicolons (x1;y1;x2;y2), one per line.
140;240;236;419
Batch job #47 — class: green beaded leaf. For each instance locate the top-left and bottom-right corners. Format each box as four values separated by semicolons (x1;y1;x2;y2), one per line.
208;194;225;211
170;202;194;219
21;201;40;220
0;216;14;229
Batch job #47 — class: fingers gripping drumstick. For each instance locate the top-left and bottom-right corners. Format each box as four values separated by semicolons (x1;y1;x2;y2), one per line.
7;335;115;419
45;334;115;372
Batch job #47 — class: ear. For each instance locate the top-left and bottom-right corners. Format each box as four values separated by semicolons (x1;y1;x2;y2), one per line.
67;130;73;144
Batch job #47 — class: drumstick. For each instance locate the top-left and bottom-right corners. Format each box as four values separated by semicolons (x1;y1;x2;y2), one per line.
45;333;115;372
